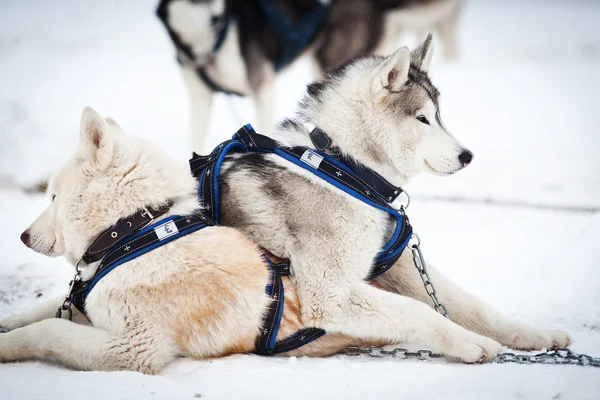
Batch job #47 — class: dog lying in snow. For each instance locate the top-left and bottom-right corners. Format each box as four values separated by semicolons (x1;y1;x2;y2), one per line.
0;37;571;373
205;35;571;359
0;108;398;373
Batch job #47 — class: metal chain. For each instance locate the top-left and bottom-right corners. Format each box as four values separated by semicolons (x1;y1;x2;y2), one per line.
340;346;600;367
409;234;449;318
341;232;600;367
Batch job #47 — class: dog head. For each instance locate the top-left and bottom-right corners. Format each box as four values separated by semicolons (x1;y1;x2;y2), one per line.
300;34;472;185
157;0;226;62
20;107;196;265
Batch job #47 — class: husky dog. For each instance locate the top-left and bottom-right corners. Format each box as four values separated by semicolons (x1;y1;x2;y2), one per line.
214;35;572;360
156;0;464;153
0;108;396;373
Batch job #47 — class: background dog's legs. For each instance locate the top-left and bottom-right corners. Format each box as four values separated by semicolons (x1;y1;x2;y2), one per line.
376;252;572;350
0;296;89;331
180;66;213;154
0;318;173;373
248;61;276;135
436;6;461;61
299;281;502;362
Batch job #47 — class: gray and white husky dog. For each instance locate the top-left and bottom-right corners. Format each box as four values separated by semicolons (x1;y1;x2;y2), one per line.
216;35;572;361
157;0;463;153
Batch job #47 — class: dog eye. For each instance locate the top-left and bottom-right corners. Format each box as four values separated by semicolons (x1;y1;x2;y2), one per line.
416;115;430;125
51;194;56;202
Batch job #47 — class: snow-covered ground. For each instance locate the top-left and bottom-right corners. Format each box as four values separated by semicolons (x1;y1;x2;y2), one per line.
1;0;600;399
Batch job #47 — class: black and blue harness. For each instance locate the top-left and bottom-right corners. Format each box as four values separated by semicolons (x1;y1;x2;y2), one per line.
158;0;330;96
62;124;412;356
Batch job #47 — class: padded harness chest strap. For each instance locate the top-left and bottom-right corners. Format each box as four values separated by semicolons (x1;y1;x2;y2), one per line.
71;213;209;316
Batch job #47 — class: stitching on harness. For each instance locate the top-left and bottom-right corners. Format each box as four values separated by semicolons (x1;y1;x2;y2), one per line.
242;125;259;147
100;217;186;265
275;330;324;353
103;220;204;267
264;271;281;347
88;217;150;255
319;157;388;205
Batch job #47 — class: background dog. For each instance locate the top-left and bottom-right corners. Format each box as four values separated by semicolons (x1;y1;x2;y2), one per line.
157;0;463;153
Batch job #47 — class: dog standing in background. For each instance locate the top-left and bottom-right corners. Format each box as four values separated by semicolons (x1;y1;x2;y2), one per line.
156;0;463;153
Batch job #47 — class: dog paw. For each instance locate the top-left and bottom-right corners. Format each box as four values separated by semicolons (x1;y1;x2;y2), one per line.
445;332;503;363
503;328;572;351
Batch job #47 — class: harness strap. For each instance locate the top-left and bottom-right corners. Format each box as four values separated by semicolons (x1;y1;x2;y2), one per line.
255;255;326;355
196;67;244;97
71;213;208;316
82;201;174;264
309;127;404;203
258;0;330;71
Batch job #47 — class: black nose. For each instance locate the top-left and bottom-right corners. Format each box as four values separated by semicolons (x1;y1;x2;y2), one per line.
20;230;30;247
458;150;473;166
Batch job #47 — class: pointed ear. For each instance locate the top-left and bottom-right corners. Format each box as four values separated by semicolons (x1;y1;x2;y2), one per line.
79;106;114;170
411;33;434;72
371;47;411;96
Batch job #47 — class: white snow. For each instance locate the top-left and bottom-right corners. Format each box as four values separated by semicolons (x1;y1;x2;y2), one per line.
1;0;600;399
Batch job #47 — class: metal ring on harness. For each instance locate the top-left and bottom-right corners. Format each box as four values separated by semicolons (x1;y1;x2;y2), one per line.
394;189;410;211
408;232;420;249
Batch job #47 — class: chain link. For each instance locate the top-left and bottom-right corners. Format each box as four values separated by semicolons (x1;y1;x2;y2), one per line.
410;237;449;318
340;346;600;367
341;233;600;367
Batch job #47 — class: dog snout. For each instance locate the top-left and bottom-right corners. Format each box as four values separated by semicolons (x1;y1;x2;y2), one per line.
458;150;473;167
20;230;31;247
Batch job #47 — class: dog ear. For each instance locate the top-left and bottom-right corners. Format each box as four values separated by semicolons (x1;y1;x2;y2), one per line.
411;33;434;72
372;47;411;95
79;106;114;171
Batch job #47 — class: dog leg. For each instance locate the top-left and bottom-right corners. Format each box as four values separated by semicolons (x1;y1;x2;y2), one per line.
376;252;572;350
249;65;276;136
299;281;502;363
436;2;462;61
0;296;89;331
0;318;174;373
180;66;214;154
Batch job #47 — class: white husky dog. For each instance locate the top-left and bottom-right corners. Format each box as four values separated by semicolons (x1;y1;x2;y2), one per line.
211;35;572;360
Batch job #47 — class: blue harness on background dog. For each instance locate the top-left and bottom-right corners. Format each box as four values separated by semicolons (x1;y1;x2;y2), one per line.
158;0;329;96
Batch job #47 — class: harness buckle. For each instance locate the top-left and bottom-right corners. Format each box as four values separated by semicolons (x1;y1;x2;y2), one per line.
140;207;156;229
141;207;154;220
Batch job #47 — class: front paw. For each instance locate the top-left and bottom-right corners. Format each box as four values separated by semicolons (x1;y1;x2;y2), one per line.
504;328;572;351
445;331;504;363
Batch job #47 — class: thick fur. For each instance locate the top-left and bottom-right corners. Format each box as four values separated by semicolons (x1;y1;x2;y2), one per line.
156;0;464;152
0;108;381;373
215;37;572;361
